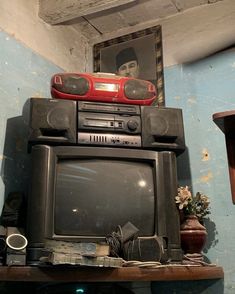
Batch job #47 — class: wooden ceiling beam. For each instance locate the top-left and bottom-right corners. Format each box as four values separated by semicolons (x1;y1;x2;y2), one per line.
38;0;136;25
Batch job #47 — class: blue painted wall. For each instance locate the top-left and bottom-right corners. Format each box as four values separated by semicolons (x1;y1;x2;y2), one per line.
164;49;235;293
0;30;63;210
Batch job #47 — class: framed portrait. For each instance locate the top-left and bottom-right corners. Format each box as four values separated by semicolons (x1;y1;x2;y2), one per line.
93;25;165;106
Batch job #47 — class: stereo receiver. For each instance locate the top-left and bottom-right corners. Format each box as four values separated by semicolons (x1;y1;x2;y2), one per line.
28;98;185;155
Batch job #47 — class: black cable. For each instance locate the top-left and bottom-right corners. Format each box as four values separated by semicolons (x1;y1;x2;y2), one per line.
105;225;124;257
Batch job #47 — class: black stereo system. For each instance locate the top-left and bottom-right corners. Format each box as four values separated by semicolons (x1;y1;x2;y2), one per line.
28;98;185;155
26;97;185;265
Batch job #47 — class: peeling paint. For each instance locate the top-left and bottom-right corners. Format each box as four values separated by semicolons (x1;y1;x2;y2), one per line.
200;172;213;183
187;96;197;104
32;93;44;98
174;96;181;100
202;148;210;161
165;42;235;294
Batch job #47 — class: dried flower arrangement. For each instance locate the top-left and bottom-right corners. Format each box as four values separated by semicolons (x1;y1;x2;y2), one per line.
175;186;210;220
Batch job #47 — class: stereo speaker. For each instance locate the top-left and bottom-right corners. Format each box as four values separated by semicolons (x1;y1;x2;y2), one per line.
141;106;185;155
5;227;27;266
6;233;28;251
52;74;90;95
6;227;28;251
28;98;77;145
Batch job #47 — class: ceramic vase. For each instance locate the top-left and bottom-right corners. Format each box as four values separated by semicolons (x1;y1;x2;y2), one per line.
180;214;207;255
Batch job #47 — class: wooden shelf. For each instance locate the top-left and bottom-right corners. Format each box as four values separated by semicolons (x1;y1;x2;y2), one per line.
213;110;235;134
0;265;224;282
213;110;235;204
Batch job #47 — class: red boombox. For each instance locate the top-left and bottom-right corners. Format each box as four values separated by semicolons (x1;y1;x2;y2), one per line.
51;72;157;106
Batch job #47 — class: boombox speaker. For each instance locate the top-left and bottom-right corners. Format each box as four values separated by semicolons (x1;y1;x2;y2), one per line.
28;98;77;145
141;106;185;155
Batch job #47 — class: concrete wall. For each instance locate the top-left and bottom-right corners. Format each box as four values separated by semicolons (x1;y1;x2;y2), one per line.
164;48;235;293
1;1;235;293
87;0;235;69
0;0;90;72
0;29;64;211
0;0;89;209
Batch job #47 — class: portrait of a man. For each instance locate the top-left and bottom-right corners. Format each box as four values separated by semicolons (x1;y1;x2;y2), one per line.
115;47;139;78
93;25;165;106
98;34;157;85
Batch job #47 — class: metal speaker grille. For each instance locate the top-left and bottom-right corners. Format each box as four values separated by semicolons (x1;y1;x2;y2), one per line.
124;80;152;100
55;75;89;95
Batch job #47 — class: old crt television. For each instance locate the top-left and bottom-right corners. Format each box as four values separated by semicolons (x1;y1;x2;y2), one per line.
26;145;182;264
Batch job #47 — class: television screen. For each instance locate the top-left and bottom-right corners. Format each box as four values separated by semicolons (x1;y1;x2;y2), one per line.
55;159;155;237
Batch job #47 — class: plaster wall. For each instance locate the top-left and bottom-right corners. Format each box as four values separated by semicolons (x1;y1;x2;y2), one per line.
164;49;235;293
0;30;63;211
0;0;89;72
86;0;235;69
0;1;235;293
1;0;235;72
0;0;89;209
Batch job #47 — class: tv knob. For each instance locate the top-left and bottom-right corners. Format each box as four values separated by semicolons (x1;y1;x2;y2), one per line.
127;120;138;131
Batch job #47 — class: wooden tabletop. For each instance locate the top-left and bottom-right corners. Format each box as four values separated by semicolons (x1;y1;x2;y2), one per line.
0;265;224;282
213;110;235;203
213;110;235;134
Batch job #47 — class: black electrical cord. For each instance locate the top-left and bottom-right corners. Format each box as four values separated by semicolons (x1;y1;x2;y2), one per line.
105;225;124;257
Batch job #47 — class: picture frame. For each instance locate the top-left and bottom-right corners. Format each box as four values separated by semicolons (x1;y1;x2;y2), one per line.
93;25;165;106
